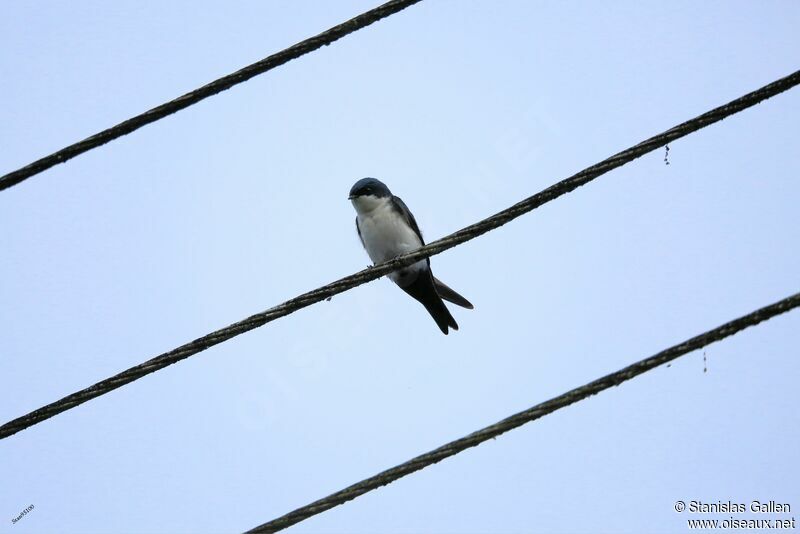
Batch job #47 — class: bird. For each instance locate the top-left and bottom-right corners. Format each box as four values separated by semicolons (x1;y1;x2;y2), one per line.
348;177;473;334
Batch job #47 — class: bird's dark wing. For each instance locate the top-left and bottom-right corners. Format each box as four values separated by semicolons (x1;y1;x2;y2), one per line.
355;217;365;248
391;195;425;245
389;195;471;332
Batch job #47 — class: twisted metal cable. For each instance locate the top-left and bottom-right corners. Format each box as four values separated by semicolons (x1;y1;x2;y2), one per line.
1;69;798;440
0;0;423;192
247;291;800;532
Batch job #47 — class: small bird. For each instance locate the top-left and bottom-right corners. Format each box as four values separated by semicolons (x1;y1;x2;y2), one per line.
349;178;473;334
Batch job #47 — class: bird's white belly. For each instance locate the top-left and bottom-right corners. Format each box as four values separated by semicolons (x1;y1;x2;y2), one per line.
358;204;426;283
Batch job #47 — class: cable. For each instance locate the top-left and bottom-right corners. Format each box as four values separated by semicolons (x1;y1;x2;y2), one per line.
246;291;800;533
0;0;423;192
1;69;798;441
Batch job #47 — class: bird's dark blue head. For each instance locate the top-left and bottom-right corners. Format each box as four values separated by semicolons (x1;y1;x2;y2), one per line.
348;178;392;200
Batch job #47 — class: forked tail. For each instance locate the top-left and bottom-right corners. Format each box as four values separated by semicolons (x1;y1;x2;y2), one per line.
401;273;459;334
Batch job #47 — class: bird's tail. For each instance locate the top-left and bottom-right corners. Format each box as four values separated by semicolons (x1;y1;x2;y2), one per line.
433;277;474;309
401;273;458;335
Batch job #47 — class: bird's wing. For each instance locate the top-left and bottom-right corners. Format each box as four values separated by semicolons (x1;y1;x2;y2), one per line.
355;217;365;248
391;195;425;244
392;196;473;309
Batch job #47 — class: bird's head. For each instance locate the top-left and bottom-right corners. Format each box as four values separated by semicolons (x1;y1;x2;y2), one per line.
349;177;392;212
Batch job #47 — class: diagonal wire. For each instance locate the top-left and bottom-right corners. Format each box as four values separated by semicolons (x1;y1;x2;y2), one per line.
0;0;423;192
246;291;800;533
1;69;798;441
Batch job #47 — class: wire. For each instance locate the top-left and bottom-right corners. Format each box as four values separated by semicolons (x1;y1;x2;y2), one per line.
246;291;800;533
1;69;798;441
0;0;423;192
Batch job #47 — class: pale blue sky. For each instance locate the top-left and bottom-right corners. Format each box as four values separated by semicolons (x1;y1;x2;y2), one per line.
1;2;799;533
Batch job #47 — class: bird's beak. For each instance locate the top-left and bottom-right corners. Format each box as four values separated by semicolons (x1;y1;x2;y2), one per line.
348;195;355;200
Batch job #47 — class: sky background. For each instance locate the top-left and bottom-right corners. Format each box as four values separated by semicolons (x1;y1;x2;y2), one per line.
1;1;799;533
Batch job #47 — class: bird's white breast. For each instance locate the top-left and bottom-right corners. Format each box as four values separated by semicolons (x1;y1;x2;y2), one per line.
353;196;426;283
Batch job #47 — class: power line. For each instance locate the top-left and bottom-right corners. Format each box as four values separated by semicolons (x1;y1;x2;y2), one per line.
0;0;423;193
246;291;800;533
1;69;798;441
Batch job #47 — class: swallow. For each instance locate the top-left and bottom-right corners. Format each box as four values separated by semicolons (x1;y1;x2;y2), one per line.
349;178;473;334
